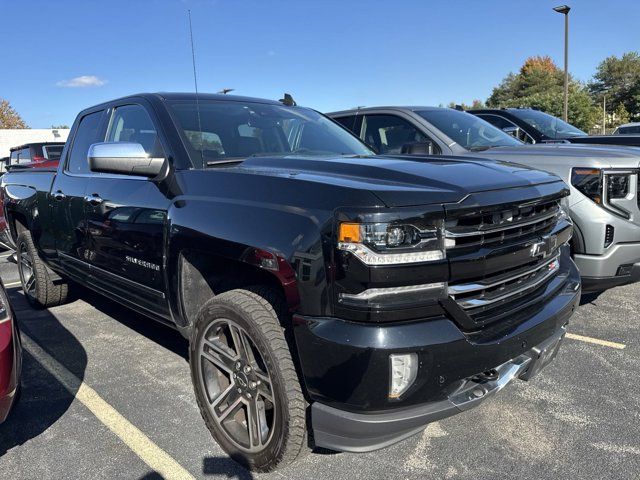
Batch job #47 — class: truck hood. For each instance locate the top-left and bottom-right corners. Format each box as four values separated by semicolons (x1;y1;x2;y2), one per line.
565;135;640;147
236;154;563;207
475;144;640;169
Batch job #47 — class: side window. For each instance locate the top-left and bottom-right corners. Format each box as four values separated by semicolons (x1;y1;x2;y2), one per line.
106;104;164;157
363;115;432;154
67;111;105;174
478;114;534;144
333;115;358;135
476;114;512;130
18;148;31;164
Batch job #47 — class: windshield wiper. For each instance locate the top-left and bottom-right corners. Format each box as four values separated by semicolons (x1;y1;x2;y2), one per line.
206;158;245;167
468;146;491;152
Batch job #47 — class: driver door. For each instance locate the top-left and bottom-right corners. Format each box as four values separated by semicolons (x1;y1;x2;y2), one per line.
83;102;172;320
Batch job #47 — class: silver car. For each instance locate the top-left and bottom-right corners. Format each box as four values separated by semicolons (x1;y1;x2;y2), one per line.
328;106;640;291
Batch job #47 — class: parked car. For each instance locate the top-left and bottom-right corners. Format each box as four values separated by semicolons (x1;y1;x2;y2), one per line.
0;145;62;250
0;278;21;423
613;122;640;135
1;93;579;471
329;106;640;291
468;108;640;147
9;142;65;170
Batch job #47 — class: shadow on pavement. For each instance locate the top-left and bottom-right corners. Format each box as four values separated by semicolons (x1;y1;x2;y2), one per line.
579;291;604;306
203;456;255;479
78;286;189;361
0;288;87;457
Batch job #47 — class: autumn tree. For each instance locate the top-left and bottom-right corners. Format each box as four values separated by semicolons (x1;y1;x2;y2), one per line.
0;98;28;128
486;56;599;131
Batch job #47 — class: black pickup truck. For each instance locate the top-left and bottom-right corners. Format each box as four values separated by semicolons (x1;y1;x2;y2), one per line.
470;107;640;147
0;93;580;471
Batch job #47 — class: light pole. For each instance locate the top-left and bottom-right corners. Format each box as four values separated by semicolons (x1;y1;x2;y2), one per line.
602;94;606;135
553;5;570;122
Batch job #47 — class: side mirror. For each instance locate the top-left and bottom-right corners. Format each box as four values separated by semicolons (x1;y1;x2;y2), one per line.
502;126;520;138
88;142;166;177
401;141;434;155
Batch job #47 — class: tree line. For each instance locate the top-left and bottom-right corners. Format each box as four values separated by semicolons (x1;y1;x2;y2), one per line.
451;52;640;132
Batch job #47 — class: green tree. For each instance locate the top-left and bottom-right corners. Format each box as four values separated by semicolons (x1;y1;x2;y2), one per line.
0;98;28;128
447;99;486;110
612;103;631;128
51;124;69;129
589;52;640;119
487;56;599;131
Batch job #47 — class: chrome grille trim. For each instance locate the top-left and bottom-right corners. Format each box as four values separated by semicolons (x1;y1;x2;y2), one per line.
445;199;560;250
446;209;559;238
448;253;561;295
449;256;560;310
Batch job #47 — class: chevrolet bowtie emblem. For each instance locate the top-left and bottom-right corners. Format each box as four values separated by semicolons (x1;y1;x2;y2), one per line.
530;241;547;258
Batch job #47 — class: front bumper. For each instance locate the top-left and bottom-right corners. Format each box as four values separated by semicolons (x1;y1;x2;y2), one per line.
294;258;580;452
312;327;566;452
574;242;640;292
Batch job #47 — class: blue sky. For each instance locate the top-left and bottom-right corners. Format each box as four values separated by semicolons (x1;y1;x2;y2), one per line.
3;0;639;127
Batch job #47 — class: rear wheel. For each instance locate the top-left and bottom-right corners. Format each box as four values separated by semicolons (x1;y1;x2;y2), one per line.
16;231;69;308
189;289;306;472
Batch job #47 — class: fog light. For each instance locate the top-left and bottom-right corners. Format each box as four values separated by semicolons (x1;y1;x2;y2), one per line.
389;353;418;399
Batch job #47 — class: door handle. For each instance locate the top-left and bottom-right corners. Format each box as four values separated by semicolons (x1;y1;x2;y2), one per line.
84;194;104;206
52;190;66;201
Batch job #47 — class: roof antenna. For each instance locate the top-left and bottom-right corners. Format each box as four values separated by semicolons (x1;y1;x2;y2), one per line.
188;9;204;167
279;93;297;106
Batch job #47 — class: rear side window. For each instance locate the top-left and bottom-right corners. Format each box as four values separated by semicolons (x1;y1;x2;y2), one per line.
106;104;164;157
67;111;104;174
44;145;64;160
333;115;358;134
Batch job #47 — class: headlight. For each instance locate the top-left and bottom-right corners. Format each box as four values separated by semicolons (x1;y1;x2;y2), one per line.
606;173;630;199
571;167;635;219
337;221;444;265
571;168;602;204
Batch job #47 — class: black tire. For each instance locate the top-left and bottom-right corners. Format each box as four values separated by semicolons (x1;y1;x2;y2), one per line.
189;289;307;472
16;230;69;308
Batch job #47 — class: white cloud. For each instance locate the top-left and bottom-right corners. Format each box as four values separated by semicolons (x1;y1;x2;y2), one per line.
56;75;107;88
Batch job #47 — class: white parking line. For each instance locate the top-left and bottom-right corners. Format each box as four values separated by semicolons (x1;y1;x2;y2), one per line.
566;333;626;350
21;333;195;480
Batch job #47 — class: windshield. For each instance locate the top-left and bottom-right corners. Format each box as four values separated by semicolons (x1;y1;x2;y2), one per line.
166;100;373;167
415;109;523;150
616;125;640;134
509;109;586;139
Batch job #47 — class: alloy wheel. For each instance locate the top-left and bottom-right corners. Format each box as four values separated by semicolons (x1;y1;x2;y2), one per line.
18;242;36;298
198;318;276;453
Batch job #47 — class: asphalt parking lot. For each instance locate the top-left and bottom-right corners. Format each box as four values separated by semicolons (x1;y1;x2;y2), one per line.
0;253;638;480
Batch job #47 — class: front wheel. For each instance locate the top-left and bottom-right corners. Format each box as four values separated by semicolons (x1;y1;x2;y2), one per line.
189;289;307;472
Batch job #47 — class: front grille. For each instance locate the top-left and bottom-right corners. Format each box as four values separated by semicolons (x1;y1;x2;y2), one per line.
445;199;560;250
445;197;565;328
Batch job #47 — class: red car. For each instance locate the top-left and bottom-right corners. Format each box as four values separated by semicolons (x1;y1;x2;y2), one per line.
0;143;63;250
0;279;20;422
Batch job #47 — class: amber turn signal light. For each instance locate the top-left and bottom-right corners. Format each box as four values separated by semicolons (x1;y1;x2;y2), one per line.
338;223;361;243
